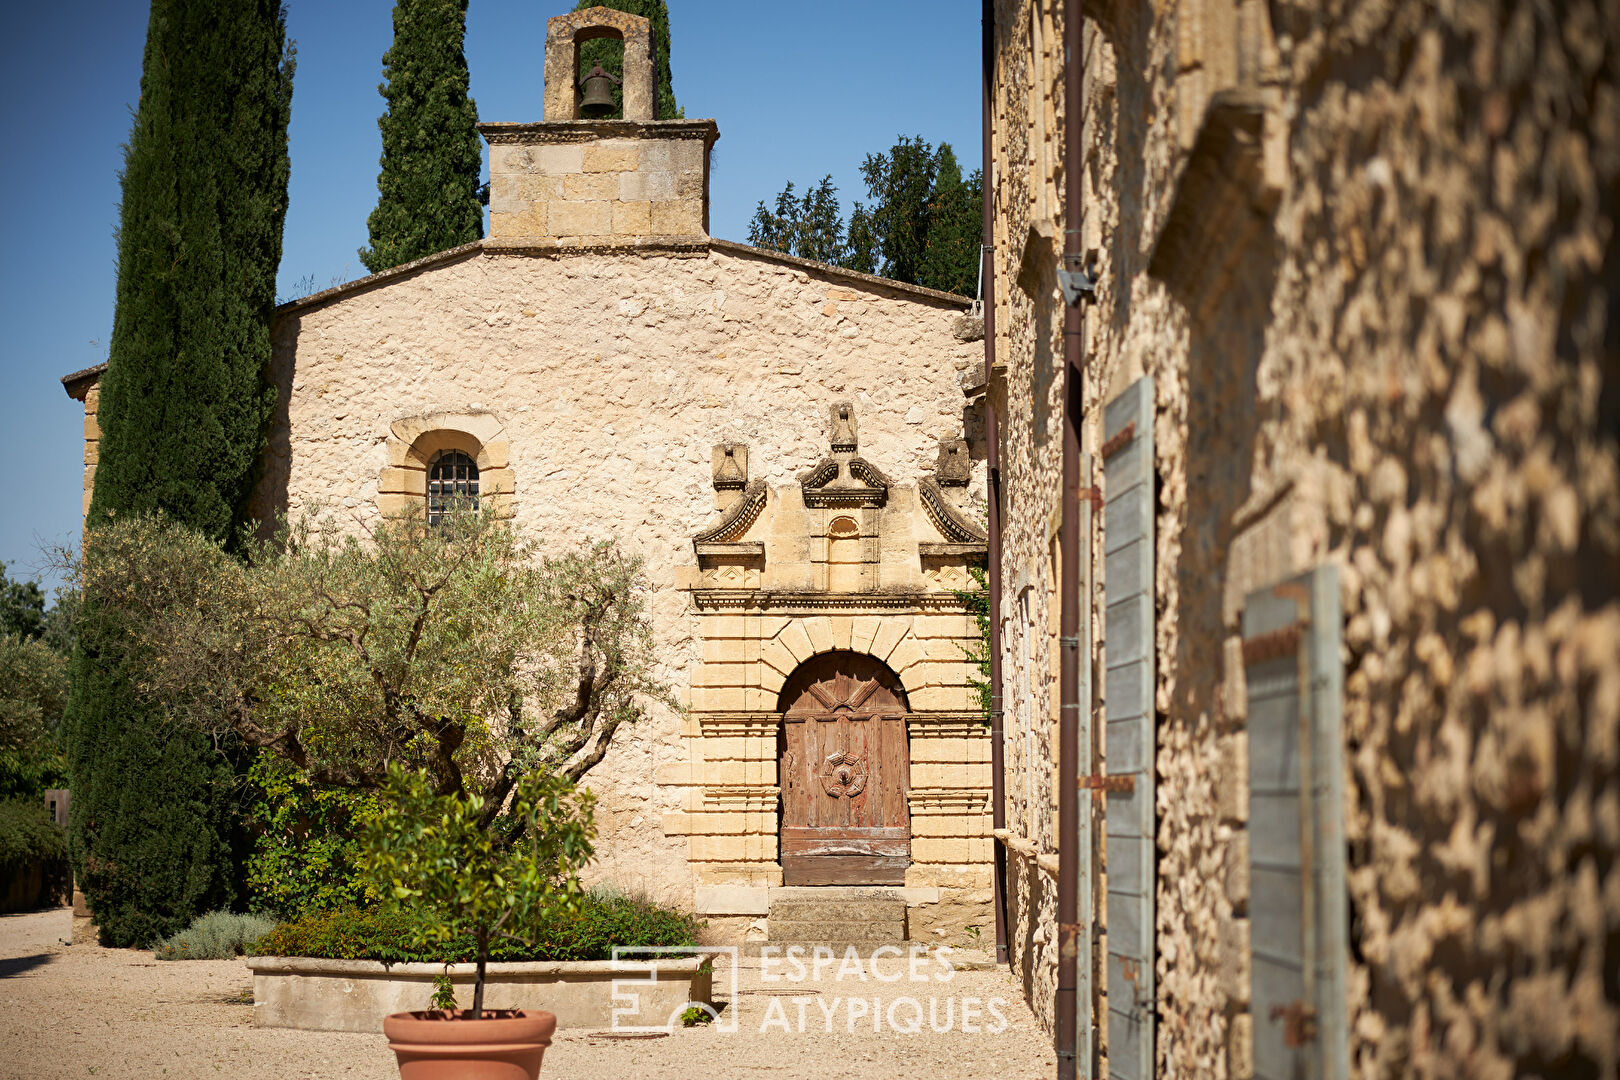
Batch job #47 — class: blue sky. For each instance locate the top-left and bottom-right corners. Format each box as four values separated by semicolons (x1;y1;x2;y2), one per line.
0;0;981;594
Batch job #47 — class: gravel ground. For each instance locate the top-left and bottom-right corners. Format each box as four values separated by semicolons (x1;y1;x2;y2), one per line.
0;908;1056;1079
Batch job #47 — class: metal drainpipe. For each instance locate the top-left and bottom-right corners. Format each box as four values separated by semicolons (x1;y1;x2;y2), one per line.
1056;0;1086;1077
982;0;1009;969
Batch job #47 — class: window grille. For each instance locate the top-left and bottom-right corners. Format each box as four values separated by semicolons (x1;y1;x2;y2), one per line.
427;451;479;525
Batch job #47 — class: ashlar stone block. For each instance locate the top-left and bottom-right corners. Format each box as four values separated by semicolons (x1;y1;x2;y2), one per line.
564;173;620;201
803;616;834;655
584;146;640;173
691;686;746;711
761;638;798;678
612;200;653;236
850;616;882;655
871;618;910;663
886;635;927;676
650;199;704;236
830;616;854;651
1218;732;1249;824
777;621;815;664
548;201;613;236
535;145;585;176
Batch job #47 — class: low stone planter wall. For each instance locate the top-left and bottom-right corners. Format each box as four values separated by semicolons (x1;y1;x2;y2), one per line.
246;956;713;1034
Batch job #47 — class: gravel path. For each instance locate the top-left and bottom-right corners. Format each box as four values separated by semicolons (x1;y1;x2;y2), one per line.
0;908;1056;1079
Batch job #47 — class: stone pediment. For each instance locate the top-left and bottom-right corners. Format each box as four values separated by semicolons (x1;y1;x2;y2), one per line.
694;479;766;545
799;455;890;508
799;400;889;508
919;479;988;545
683;405;986;598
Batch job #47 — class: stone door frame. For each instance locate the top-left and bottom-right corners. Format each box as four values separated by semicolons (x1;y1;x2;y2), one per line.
656;603;993;894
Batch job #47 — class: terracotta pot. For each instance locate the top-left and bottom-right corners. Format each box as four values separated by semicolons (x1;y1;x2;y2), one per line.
383;1009;557;1080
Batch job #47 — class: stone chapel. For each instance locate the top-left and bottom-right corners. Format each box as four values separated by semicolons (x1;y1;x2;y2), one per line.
63;8;994;944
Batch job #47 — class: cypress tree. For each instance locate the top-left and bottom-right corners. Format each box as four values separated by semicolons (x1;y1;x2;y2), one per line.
573;0;680;120
360;0;483;273
69;0;294;947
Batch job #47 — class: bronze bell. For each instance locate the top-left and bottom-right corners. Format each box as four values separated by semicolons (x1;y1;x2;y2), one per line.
578;63;620;118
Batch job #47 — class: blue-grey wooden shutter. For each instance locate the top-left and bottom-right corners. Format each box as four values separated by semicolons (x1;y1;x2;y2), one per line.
1243;565;1348;1080
1103;376;1154;1080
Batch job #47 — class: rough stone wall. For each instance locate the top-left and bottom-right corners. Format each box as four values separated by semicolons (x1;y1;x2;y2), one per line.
1252;4;1620;1076
991;0;1620;1074
986;0;1069;1032
78;385;100;517
255;244;985;909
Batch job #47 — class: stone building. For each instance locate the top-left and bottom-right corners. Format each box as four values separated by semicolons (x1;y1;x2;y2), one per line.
979;0;1619;1077
63;9;997;944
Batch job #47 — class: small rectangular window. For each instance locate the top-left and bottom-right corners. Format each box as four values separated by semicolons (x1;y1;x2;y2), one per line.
427;451;480;526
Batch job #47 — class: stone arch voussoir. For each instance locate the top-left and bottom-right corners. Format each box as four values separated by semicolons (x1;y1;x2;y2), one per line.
761;615;925;697
379;411;513;518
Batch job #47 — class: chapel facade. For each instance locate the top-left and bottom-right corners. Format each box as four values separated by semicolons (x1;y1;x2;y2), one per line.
64;8;998;944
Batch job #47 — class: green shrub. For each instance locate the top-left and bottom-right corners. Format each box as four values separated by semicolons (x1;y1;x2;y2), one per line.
245;755;378;920
0;631;69;800
0;797;67;871
0;797;70;908
153;910;278;960
253;889;699;964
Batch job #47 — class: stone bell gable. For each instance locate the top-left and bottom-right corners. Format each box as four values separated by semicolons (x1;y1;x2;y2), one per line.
481;6;717;254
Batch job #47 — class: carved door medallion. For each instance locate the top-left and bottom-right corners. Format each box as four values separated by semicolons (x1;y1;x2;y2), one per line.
779;651;911;886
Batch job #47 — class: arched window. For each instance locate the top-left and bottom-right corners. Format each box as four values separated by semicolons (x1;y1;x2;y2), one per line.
427;451;479;525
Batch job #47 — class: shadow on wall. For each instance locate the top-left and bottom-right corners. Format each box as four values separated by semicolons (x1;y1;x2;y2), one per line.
252;318;297;539
1105;0;1156;335
1178;233;1277;730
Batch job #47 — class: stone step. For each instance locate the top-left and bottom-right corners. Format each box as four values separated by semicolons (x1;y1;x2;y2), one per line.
770;886;906;902
742;941;911;957
768;919;906;943
768;900;906;923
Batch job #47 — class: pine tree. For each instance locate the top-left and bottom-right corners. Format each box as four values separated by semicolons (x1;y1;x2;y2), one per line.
573;0;680;120
844;204;878;275
798;177;846;266
747;176;847;267
858;135;939;286
360;0;483;273
69;0;294;947
917;145;984;296
746;138;980;295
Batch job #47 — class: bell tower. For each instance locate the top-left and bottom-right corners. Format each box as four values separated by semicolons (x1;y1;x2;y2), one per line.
478;6;718;253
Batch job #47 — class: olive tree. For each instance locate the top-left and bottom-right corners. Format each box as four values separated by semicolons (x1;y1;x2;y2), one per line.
74;509;669;842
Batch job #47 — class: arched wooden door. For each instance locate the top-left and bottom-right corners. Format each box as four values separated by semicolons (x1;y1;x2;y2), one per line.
778;651;911;886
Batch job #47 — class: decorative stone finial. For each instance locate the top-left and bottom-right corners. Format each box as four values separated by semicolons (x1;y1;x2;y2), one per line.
712;443;747;490
936;438;972;486
830;401;858;453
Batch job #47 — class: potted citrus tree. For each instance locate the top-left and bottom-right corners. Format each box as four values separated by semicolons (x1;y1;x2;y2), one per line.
361;762;596;1080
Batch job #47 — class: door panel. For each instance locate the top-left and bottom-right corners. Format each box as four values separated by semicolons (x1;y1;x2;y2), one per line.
778;651;910;886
